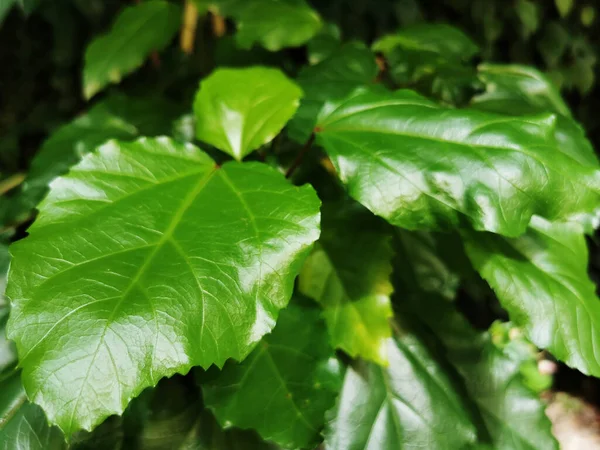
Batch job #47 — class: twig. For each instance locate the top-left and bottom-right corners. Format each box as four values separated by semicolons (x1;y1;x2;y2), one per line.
285;133;315;178
0;173;25;196
181;0;199;55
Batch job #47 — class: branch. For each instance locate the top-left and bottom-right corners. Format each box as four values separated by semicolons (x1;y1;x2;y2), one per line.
285;133;315;178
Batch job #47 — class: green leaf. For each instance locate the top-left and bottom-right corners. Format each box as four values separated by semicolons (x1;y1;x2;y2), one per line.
0;372;66;450
7;137;321;437
83;1;181;99
307;23;341;65
464;216;600;377
0;0;16;24
202;301;341;449
288;42;378;143
555;0;574;17
315;86;600;237
193;67;303;161
299;200;394;365
515;0;540;39
395;232;559;449
372;24;479;105
18;94;183;212
324;330;478;449
0;241;15;375
472;63;599;169
209;0;321;51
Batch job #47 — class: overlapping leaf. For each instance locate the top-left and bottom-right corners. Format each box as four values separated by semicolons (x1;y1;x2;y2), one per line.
315;86;600;237
299;200;394;365
83;1;181;99
464;216;600;377
324;328;478;450
203;301;341;449
193;67;303;160
6;137;320;436
472;63;599;168
395;231;558;449
208;0;321;51
288;42;378;142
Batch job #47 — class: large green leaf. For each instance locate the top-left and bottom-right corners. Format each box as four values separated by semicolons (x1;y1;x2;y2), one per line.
472;63;599;169
315;86;600;237
0;241;15;375
464;216;600;377
395;232;558;449
83;1;181;99
193;67;303;161
288;42;378;142
19;94;182;213
324;329;478;449
0;372;65;450
209;0;321;51
299;200;394;365
202;301;341;449
6;137;320;437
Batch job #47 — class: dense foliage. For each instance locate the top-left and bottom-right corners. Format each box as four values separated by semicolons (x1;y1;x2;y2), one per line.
1;0;600;448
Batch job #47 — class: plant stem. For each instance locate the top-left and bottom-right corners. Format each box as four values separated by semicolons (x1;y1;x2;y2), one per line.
211;11;226;37
0;173;25;196
181;0;199;55
285;134;315;178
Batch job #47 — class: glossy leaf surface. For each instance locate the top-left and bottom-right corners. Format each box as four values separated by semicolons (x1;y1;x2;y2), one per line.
299;200;393;365
203;302;341;449
193;67;302;160
83;1;181;99
315;86;600;237
472;63;599;168
465;216;600;377
6;137;320;436
209;0;321;51
288;42;378;142
324;331;478;449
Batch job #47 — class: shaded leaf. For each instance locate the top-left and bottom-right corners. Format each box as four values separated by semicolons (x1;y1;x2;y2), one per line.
83;1;181;99
209;0;321;52
324;329;478;449
307;23;341;65
299;200;394;365
315;86;600;237
464;216;600;377
288;42;378;142
203;302;341;449
193;67;302;161
7;137;320;436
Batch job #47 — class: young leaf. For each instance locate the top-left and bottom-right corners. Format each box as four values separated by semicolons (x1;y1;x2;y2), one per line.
193;67;303;161
324;331;478;449
6;137;320;437
299;200;394;365
472;63;599;169
0;372;66;450
315;86;600;237
209;0;322;51
202;301;341;449
288;42;378;142
464;216;600;377
83;1;181;99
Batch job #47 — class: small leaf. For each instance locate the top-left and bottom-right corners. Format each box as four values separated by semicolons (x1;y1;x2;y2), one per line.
7;137;320;436
202;301;341;449
324;330;478;449
193;67;303;161
464;216;600;377
209;0;321;51
516;0;540;39
555;0;574;17
315;86;600;237
0;372;66;450
83;1;181;99
288;42;378;142
299;200;394;365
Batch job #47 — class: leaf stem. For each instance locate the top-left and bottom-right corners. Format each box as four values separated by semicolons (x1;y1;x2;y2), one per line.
0;173;25;196
181;0;199;55
285;133;315;178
